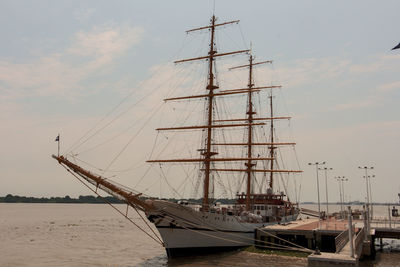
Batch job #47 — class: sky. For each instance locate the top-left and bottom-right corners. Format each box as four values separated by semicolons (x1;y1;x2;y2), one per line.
1;0;400;204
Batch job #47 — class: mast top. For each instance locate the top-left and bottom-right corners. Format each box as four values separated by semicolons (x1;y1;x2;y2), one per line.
186;18;240;33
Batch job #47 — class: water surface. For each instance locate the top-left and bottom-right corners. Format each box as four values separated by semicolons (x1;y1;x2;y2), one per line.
1;203;399;266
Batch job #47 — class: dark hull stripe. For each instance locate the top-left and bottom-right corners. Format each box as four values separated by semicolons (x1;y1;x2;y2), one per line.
165;246;247;258
156;225;254;234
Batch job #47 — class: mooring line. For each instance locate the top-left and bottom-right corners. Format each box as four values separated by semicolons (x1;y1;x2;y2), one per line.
159;209;311;252
159;213;310;252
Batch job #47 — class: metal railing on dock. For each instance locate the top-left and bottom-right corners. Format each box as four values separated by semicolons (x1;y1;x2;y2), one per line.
335;227;349;253
354;227;365;257
371;218;400;229
300;207;321;218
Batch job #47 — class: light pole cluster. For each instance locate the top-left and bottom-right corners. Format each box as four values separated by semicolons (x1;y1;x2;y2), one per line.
358;166;374;219
307;162;377;223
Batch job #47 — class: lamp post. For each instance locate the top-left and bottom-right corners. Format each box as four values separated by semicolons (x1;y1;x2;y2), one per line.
309;161;325;227
318;167;333;216
363;174;375;219
359;166;374;220
334;176;343;218
340;177;348;206
335;176;348;219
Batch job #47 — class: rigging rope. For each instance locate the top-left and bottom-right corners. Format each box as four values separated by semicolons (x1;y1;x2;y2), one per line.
130;203;164;244
102;101;165;174
61;164;164;246
60;158;310;252
159;164;183;199
65;32;194;156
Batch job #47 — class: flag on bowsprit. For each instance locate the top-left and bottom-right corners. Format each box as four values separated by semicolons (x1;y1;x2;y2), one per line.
392;42;400;50
55;134;60;156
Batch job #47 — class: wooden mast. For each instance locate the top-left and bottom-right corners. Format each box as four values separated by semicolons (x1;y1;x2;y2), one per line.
245;54;255;211
148;16;248;210
229;55;274;211
202;15;217;209
268;93;275;189
229;54;288;210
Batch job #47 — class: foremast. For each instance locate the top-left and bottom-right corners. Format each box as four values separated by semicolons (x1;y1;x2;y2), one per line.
203;15;217;209
148;16;250;210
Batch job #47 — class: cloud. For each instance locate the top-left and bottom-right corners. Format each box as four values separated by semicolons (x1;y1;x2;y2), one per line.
349;54;400;74
68;24;142;62
0;23;144;100
377;81;400;92
74;8;95;22
330;98;377;111
269;57;351;88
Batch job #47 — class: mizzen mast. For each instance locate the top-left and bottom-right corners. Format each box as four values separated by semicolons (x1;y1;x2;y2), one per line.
218;58;303;206
267;86;285;190
269;92;275;189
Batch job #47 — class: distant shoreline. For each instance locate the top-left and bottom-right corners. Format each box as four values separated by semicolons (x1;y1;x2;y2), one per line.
0;194;124;204
1;194;398;205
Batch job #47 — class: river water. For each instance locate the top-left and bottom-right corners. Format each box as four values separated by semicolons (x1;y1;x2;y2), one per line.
1;203;399;266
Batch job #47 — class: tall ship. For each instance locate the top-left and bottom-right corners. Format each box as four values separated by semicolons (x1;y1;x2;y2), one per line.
53;15;302;257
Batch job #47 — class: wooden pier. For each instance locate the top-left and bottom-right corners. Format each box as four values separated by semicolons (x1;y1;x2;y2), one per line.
256;218;350;252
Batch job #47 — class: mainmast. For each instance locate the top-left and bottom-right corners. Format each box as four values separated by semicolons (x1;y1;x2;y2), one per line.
229;55;273;210
226;58;303;207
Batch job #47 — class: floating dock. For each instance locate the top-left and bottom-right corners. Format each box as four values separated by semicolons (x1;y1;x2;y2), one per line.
256;218;351;252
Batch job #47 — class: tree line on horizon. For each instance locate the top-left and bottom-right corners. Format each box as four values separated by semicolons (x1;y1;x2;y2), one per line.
0;194;124;204
0;194;236;204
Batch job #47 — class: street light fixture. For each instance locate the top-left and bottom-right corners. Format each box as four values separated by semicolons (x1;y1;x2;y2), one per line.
309;161;325;227
318;167;333;216
334;176;343;218
340;177;348;205
358;166;374;219
363;174;375;218
368;175;375;209
334;176;348;219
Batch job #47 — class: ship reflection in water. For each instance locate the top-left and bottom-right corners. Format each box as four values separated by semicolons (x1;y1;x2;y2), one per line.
141;250;308;267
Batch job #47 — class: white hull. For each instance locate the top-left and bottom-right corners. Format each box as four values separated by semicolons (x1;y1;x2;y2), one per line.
146;200;299;252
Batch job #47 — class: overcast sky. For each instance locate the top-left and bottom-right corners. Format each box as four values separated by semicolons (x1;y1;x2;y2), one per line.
1;0;400;203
